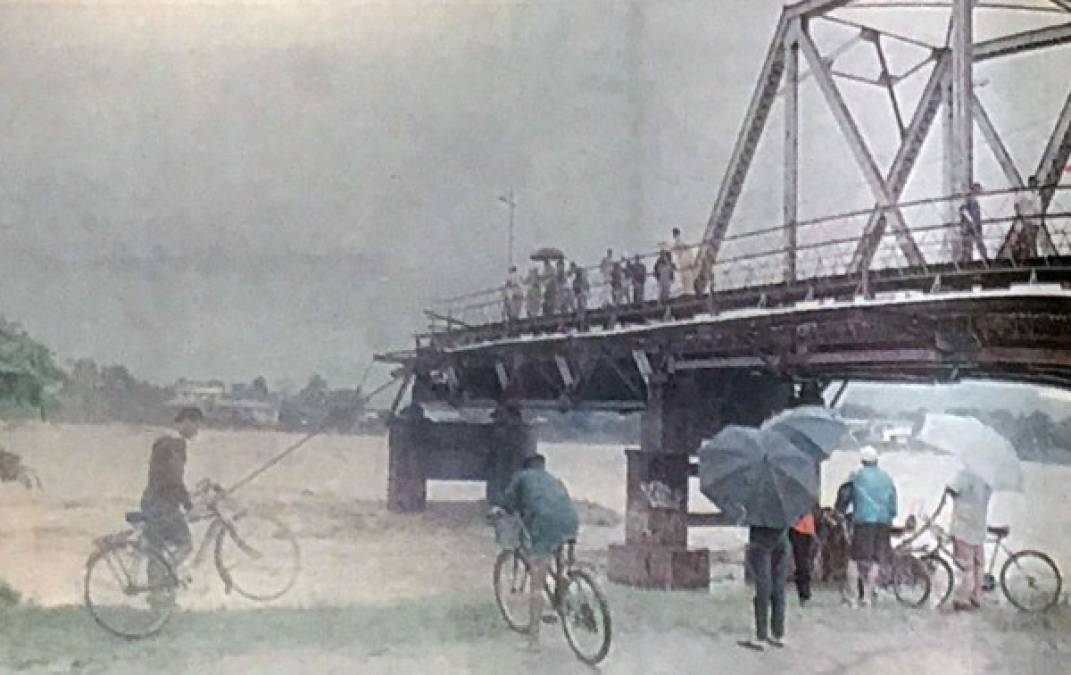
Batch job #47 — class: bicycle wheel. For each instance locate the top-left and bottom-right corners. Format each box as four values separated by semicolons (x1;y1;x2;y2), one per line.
892;554;931;608
1000;550;1062;612
923;554;954;607
84;539;177;639
214;513;301;601
493;548;532;632
560;569;612;665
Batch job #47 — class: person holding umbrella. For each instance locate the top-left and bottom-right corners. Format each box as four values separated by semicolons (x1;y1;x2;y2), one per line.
842;446;898;608
945;470;992;611
917;414;1024;612
698;426;820;651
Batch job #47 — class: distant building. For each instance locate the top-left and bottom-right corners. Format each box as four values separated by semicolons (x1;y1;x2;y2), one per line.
168;379;279;428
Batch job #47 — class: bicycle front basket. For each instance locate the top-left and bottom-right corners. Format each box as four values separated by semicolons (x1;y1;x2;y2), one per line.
494;514;523;548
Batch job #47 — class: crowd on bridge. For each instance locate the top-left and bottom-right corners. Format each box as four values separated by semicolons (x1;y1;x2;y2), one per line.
497;179;1057;328
501;227;716;324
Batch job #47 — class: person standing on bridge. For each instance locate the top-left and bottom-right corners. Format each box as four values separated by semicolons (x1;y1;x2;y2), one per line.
503;266;524;323
629;254;647;304
542;261;558;317
654;246;676;305
571;263;589;328
525;267;542;319
496;454;579;653
599;249;615;307
957;182;988;263
610;256;627;307
1011;175;1043;261
555;259;573;314
671;228;696;296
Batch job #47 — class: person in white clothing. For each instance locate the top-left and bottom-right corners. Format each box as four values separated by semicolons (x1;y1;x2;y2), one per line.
598;249;615;307
945;470;993;611
671;228;696;296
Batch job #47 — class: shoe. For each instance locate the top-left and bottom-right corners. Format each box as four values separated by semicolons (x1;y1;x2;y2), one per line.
952;601;972;612
969;598;982;610
766;637;785;649
737;639;765;652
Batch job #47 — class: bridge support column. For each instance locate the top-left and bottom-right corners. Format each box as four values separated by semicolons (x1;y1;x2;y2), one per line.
608;372;793;589
608;375;709;589
387;403;534;512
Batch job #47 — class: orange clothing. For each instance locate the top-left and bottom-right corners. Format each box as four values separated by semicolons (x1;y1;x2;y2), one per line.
792;513;815;536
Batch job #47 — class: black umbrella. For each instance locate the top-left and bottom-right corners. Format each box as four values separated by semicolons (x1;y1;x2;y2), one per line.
761;405;853;462
530;247;565;262
698;426;819;528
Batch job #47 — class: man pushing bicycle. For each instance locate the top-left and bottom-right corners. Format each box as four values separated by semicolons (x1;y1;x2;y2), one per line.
141;406;204;607
495;453;579;652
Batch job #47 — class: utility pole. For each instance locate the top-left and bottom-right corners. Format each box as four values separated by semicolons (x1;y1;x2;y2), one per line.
498;188;517;268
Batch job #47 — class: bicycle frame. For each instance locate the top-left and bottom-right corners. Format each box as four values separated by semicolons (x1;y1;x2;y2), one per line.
899;492;1013;578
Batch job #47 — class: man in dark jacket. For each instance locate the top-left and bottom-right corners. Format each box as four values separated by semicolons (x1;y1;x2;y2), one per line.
142;407;203;603
629;255;647;304
501;454;579;651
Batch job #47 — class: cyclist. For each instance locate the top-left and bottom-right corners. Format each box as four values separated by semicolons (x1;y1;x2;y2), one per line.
141;406;203;607
498;453;579;652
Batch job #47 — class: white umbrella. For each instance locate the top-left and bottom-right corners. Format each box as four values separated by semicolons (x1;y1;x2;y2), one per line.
916;414;1023;492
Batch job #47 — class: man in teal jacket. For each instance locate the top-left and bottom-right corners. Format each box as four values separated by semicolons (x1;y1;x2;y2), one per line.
843;445;898;607
501;454;579;651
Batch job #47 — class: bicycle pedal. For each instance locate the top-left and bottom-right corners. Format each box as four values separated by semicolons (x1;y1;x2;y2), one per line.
541;614;559;625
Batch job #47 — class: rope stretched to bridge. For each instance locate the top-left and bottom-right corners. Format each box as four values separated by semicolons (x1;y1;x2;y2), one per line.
224;374;406;495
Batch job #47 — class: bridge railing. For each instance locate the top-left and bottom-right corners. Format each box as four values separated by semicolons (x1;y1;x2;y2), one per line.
424;185;1071;333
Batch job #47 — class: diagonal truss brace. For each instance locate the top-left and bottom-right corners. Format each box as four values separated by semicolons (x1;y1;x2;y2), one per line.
702;16;790;262
797;25;926;269
849;52;950;273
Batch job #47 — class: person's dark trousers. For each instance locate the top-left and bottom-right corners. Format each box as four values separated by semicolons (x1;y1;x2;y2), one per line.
789;528;814;603
746;527;789;641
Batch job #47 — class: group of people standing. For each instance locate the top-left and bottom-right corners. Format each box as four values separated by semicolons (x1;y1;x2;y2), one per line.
955;177;1047;264
743;443;996;651
502;228;716;324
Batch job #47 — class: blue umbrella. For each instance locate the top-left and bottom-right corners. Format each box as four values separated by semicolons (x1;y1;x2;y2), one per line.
698;426;819;528
762;405;854;461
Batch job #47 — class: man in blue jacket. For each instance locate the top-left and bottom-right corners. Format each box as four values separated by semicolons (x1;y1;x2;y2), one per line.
843;445;897;607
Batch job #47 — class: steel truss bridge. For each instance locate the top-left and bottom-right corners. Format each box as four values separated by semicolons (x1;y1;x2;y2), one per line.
377;1;1071;588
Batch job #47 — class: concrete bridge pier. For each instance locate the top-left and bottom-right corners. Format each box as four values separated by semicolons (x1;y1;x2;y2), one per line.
608;372;792;589
386;403;535;512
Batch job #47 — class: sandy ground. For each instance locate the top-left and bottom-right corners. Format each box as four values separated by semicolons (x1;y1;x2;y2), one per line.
1;422;1069;674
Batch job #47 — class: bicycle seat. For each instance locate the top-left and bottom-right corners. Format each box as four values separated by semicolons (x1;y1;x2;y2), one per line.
987;525;1009;538
566;538;577;545
125;511;146;525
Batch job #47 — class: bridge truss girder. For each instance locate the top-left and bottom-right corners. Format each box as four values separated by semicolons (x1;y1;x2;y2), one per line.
703;0;1071;277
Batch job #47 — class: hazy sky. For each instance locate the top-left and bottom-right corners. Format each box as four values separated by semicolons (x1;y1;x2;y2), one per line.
0;0;1068;389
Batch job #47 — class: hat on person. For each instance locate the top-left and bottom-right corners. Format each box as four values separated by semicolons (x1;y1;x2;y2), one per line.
860;445;879;464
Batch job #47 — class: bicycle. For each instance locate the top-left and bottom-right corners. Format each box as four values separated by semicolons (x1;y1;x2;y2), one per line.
489;510;612;665
816;508;932;608
84;479;301;638
900;492;1062;612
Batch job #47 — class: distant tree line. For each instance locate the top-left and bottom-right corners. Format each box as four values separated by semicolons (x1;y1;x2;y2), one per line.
840;402;1071;464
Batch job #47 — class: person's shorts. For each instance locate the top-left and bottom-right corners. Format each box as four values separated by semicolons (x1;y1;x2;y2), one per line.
851;523;890;563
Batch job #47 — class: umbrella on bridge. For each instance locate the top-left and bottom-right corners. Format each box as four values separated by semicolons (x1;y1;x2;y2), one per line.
916;413;1023;492
698;426;820;528
529;247;565;262
761;405;855;462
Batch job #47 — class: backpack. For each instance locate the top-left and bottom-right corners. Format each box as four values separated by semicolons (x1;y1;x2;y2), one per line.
834;480;854;515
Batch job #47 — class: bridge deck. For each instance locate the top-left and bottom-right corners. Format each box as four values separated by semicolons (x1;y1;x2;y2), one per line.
377;258;1071;406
